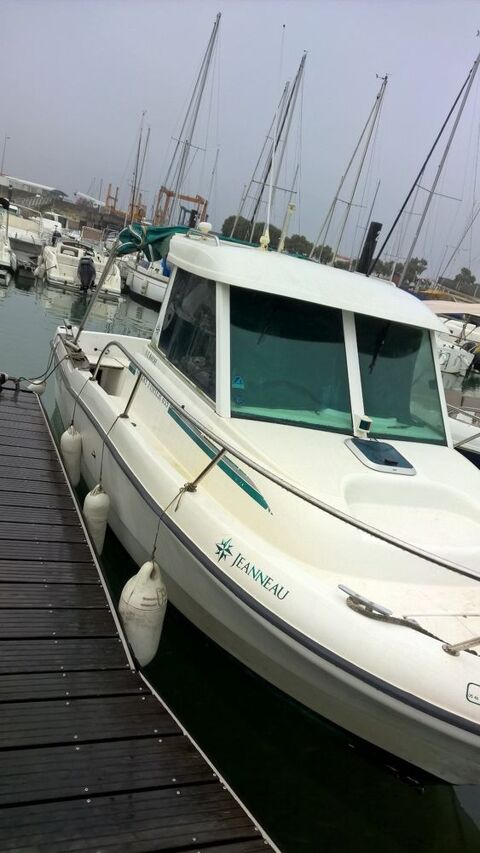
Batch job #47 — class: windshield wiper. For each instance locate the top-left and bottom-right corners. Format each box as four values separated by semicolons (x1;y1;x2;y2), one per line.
368;322;391;373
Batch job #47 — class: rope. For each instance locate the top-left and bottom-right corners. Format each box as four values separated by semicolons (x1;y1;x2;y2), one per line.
346;596;479;655
98;412;122;484
150;487;185;563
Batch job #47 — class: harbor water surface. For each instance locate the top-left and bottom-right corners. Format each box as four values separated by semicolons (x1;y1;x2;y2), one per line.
1;274;480;853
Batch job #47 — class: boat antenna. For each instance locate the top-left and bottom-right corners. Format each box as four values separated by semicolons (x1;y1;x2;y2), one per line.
367;49;480;277
330;74;388;266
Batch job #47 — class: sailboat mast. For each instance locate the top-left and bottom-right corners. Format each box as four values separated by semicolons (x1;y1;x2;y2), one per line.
330;75;387;266
271;52;306;211
168;12;221;225
136;126;151;216
350;178;381;271
398;49;480;287
249;54;305;239
309;89;380;259
230;82;290;238
205;147;219;222
129;111;146;223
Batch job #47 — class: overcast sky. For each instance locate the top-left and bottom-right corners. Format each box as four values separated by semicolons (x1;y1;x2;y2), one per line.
3;0;480;277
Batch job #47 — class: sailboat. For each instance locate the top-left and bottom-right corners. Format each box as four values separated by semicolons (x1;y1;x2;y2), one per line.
126;15;220;307
53;221;480;784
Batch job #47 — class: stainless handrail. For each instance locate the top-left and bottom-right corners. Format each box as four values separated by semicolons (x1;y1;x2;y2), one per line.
186;228;220;247
77;336;479;581
448;402;480;423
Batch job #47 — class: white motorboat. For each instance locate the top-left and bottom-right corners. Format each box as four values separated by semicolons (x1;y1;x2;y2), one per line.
424;301;480;377
7;207;66;267
36;241;121;300
0;211;17;285
126;256;169;305
53;227;480;784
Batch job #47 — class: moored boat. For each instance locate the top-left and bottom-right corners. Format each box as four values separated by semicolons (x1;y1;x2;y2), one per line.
53;226;480;783
36;241;121;300
0;203;17;285
125;256;170;305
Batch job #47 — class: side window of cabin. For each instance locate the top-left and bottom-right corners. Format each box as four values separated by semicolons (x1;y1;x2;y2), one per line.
158;270;216;400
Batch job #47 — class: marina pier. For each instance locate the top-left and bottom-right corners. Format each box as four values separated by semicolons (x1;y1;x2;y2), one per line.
0;385;271;852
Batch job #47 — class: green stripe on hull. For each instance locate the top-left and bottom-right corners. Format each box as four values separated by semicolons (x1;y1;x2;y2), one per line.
168;407;270;511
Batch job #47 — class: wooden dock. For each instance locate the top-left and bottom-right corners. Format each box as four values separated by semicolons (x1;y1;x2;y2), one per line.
0;387;271;853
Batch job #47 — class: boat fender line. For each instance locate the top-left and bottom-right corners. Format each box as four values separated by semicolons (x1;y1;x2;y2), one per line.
60;425;82;487
83;483;110;554
119;561;167;666
341;587;475;651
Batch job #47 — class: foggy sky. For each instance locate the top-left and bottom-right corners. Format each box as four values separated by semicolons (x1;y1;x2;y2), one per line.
3;0;480;278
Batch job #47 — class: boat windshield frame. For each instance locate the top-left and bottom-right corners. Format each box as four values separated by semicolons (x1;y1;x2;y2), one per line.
152;269;451;446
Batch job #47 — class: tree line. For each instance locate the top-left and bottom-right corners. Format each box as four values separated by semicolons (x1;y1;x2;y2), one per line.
221;215;333;264
222;214;478;292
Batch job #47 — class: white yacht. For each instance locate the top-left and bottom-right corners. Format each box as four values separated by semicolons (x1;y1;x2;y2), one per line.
126;255;169;305
53;228;480;784
36;242;121;300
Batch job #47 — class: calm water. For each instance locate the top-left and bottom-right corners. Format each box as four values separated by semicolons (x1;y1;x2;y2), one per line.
2;273;480;852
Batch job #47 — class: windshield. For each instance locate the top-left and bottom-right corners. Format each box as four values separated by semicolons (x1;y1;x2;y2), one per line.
355;314;446;444
230;288;352;432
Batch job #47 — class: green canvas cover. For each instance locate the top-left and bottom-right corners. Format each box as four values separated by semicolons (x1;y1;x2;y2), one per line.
116;224;189;261
115;222;285;263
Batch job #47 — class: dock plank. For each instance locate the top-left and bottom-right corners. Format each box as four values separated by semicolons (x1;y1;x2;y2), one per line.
0;476;70;495
0;504;80;526
0;737;212;805
0;608;115;638
0;521;85;541
0;695;179;748
0;464;66;482
0;539;93;561
0;638;127;673
0;559;99;584
0;489;75;509
0;670;145;702
0;786;261;853
0;582;105;608
0;443;57;460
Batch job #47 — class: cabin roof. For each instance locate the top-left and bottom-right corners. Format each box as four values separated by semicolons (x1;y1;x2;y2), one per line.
168;234;444;331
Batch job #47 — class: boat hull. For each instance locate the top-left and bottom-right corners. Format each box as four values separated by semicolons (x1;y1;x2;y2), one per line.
54;353;480;784
127;265;168;305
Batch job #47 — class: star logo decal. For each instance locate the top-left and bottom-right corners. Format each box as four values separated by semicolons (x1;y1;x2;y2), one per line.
215;538;234;562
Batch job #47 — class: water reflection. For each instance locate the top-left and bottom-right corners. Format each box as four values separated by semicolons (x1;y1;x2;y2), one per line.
0;279;479;852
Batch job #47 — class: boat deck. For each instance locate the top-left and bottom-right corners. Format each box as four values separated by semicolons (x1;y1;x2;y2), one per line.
0;387;270;852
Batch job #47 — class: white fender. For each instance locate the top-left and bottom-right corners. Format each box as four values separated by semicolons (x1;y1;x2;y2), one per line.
33;262;45;278
119;560;167;666
27;379;46;396
83;483;110;554
60;425;82;486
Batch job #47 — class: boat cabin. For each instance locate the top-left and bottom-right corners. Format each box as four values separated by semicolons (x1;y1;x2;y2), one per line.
147;230;448;448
